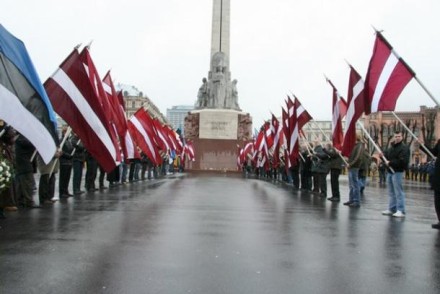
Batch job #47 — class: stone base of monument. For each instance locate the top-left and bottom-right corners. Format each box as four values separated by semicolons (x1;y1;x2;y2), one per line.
184;109;252;172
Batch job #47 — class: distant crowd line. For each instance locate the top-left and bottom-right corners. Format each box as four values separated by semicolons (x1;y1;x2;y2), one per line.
240;131;440;230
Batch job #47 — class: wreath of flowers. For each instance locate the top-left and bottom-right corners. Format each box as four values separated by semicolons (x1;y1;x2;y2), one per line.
0;154;13;192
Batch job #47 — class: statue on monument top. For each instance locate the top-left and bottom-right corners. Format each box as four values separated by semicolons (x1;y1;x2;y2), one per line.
195;77;209;108
195;52;241;111
194;0;241;111
209;52;228;108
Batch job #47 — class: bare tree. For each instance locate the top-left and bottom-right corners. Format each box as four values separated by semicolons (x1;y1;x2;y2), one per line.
421;113;436;148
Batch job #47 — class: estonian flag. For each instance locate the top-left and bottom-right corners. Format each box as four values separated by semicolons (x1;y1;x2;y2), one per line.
0;24;58;163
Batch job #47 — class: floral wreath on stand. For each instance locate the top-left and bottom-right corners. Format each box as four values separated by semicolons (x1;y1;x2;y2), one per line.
0;152;13;193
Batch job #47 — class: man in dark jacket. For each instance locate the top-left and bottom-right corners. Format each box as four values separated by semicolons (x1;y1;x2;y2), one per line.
326;143;344;202
344;133;364;207
429;139;440;229
311;144;331;197
71;133;85;195
59;125;74;198
381;131;410;218
14;134;39;208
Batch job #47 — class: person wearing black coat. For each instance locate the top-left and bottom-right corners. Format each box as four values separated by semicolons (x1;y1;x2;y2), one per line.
59;126;74;198
381;131;410;218
311;144;331;197
429;139;440;229
326;144;344;202
71;133;85;195
14;133;39;208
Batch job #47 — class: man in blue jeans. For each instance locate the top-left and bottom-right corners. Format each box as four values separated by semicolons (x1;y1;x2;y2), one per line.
344;133;365;207
381;131;410;218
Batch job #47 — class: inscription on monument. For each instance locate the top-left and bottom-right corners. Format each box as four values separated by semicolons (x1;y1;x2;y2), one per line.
199;111;238;139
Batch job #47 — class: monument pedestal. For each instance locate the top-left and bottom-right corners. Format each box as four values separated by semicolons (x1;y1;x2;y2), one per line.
184;109;252;171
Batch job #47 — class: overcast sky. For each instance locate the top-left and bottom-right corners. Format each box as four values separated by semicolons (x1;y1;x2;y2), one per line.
2;0;439;127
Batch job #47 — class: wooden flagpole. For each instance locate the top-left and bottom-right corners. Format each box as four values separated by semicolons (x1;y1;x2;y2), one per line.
49;127;72;178
413;76;440;107
356;121;395;173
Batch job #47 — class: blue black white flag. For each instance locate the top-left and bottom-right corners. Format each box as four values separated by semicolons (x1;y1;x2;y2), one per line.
0;24;58;163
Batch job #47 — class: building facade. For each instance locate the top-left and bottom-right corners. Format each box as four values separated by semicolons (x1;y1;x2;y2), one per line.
166;105;194;132
364;106;440;164
117;83;168;124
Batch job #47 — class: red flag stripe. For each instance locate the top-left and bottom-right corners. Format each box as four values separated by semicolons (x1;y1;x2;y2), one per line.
129;116;160;164
365;33;414;114
45;50;119;171
342;66;366;157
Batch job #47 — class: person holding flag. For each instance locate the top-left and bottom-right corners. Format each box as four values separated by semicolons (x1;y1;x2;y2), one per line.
428;139;440;229
344;133;365;208
380;131;410;218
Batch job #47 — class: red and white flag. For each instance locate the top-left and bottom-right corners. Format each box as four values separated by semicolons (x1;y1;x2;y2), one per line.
342;65;366;157
184;141;195;161
365;32;415;114
79;48;121;164
151;118;171;152
263;121;273;149
102;71;139;160
271;113;282;167
327;79;347;150
128;108;162;165
294;96;312;131
44;49;118;172
164;126;183;154
288;102;299;166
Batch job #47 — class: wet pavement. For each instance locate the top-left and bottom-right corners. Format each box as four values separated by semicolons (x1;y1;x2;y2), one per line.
1;172;440;294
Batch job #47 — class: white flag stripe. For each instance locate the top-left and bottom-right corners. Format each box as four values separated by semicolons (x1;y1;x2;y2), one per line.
130;116;157;162
102;83;112;95
124;132;136;159
344;79;364;136
0;84;57;163
297;105;305;117
371;54;399;112
332;103;340;134
52;68;117;160
158;132;170;150
353;79;364;101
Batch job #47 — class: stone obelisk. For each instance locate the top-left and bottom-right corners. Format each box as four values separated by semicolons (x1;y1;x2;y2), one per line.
195;0;239;111
185;0;252;171
210;0;230;67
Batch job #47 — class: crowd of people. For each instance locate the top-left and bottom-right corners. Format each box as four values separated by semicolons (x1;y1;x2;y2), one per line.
0;122;182;219
2;121;440;230
242;131;440;230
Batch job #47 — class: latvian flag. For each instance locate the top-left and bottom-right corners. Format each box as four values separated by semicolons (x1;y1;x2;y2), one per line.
44;48;119;172
365;31;415;114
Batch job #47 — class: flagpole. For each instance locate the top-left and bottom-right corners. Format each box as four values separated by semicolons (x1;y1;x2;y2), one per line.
49;127;73;178
305;123;349;166
298;150;305;162
413;76;440;107
300;133;314;156
30;150;37;163
311;120;330;143
391;111;436;159
70;139;81;156
356;121;395;173
0;128;5;138
305;123;323;147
